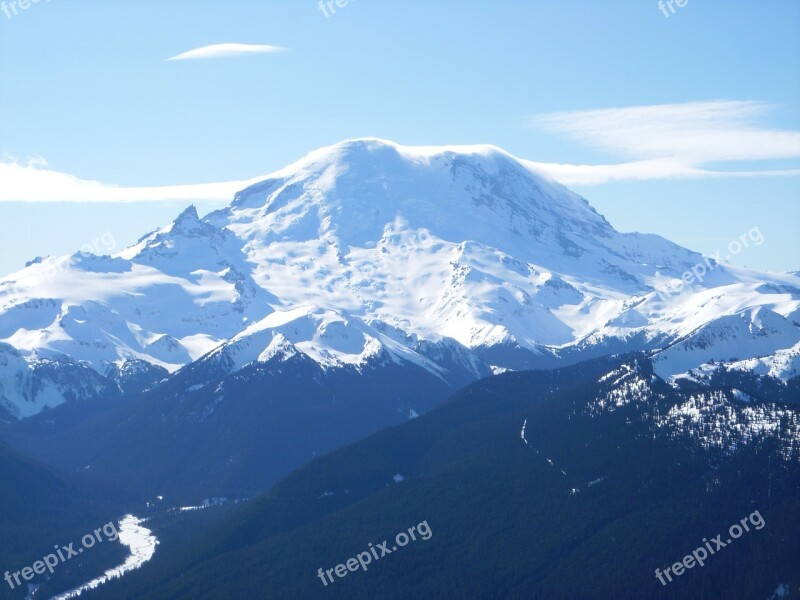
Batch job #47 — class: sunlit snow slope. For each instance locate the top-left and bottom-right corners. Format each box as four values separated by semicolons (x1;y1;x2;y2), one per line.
1;139;798;418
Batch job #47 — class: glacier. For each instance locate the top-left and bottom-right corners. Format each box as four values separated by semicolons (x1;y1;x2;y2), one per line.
1;138;798;418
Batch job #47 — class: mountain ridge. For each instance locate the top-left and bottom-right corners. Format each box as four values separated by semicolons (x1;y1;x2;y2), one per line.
0;138;798;418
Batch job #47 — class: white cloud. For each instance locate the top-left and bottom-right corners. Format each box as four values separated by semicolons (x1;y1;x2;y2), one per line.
522;158;800;187
6;104;800;204
0;159;265;203
526;100;800;184
166;43;287;61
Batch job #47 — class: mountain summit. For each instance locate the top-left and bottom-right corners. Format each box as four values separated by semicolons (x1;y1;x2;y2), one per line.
1;139;798;418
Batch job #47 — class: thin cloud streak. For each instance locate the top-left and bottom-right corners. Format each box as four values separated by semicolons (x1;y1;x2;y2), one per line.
0;159;265;203
166;43;287;61
3;154;798;204
5;101;800;204
526;100;800;184
523;159;800;186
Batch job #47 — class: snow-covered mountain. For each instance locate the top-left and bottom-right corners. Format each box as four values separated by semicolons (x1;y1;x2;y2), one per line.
1;138;798;418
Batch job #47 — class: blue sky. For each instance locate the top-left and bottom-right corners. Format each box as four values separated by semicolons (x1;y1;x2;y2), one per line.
1;0;798;276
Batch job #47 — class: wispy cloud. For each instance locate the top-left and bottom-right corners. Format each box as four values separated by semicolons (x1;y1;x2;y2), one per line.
6;102;800;203
0;158;264;203
166;43;287;61
526;100;800;184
